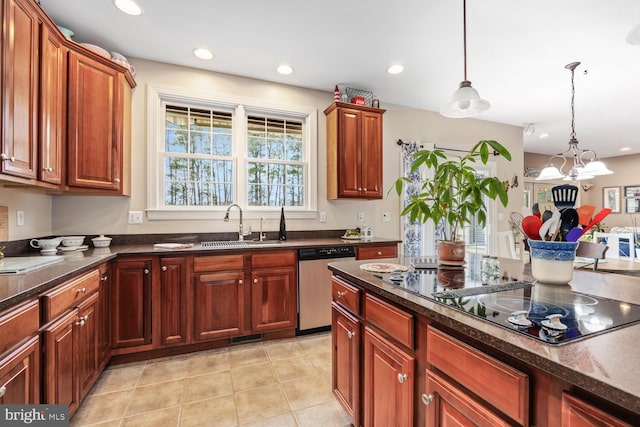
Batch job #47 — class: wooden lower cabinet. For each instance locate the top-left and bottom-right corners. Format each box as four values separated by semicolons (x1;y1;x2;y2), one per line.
332;302;361;427
562;393;633;427
158;256;189;346
98;264;111;368
363;326;414;427
43;292;99;416
250;265;297;333
424;368;511;426
112;258;152;348
193;270;245;341
0;336;39;404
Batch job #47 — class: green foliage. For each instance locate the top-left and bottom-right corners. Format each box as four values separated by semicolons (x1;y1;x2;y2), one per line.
394;140;512;242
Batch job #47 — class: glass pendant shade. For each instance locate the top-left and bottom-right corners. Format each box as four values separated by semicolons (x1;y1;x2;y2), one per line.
537;164;565;181
582;159;613;176
440;81;490;118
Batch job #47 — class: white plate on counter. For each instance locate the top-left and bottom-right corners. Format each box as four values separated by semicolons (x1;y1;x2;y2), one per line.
59;245;89;252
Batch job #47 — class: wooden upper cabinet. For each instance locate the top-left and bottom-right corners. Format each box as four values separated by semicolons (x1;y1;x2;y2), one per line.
39;21;65;185
1;0;39;179
325;102;385;200
67;50;122;192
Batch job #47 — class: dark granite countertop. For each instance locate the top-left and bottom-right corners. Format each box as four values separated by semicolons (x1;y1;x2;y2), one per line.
328;257;640;416
0;236;399;311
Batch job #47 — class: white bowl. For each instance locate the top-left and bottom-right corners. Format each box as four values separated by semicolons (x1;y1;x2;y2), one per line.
92;235;112;248
79;43;111;59
62;236;85;247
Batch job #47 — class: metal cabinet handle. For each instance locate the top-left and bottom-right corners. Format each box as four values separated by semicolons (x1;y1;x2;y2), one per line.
397;373;408;384
347;331;355;339
336;291;345;298
0;385;6;397
161;266;167;271
421;393;434;406
114;178;121;184
43;167;53;172
358;187;362;191
363;187;368;191
76;287;86;294
101;275;108;282
144;269;150;274
76;314;89;326
253;278;258;284
238;279;243;285
0;153;15;161
377;251;382;255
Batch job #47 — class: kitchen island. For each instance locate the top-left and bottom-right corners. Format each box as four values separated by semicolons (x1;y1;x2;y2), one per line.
328;257;640;426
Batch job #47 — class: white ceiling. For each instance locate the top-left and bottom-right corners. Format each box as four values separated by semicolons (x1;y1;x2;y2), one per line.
40;0;640;158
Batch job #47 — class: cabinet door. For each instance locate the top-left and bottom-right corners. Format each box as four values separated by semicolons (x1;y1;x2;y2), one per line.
193;271;244;341
159;257;189;346
67;50;121;191
98;264;111;368
77;292;100;401
332;303;360;427
112;259;152;348
562;393;632;427
360;111;382;198
1;0;39;179
424;369;511;427
39;22;65;184
337;108;362;198
363;326;414;427
250;266;297;333
0;336;39;404
42;309;78;412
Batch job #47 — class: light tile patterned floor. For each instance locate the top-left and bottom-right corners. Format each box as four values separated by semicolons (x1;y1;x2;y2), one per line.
71;332;352;427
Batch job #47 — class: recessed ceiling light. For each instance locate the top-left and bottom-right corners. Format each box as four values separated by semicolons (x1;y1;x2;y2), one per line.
538;133;550;139
386;64;404;75
193;48;214;60
277;64;294;75
114;0;142;16
620;146;632;152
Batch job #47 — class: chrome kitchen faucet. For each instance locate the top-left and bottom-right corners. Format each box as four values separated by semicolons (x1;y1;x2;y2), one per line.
224;203;244;241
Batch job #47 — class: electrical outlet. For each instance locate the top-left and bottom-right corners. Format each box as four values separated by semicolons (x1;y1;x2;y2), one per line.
382;211;391;222
17;210;25;226
319;211;326;223
128;211;143;224
358;212;365;223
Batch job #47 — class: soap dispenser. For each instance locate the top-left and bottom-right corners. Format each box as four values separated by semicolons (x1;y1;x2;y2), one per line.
278;207;287;240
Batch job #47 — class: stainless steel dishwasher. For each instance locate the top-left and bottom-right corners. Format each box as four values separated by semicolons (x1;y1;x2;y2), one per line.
297;246;356;334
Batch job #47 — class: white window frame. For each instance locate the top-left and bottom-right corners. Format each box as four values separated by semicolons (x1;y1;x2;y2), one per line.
146;84;318;220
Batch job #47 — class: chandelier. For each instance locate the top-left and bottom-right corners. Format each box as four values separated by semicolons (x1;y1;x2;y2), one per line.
536;62;613;181
440;0;490;118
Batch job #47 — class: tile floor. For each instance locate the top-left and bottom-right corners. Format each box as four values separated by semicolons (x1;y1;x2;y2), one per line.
71;332;352;427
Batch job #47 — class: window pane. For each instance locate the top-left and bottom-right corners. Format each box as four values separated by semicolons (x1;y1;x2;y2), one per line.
165;157;188;181
189;159;211;181
248;136;266;159
213;133;232;156
166;106;188;130
190;132;211;155
268;163;285;185
248;162;267;184
286;185;304;206
267;134;284;160
285;133;302;161
166;129;188;153
189;182;212;206
165;181;188;206
212;160;233;183
190;108;211;132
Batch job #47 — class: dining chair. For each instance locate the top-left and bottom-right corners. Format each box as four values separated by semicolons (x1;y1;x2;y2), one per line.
575;241;609;271
497;231;518;259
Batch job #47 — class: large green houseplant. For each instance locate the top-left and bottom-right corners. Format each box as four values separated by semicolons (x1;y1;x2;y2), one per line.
394;140;512;261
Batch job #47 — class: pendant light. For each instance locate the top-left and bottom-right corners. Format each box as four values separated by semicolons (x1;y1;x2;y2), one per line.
440;0;490;118
536;62;613;181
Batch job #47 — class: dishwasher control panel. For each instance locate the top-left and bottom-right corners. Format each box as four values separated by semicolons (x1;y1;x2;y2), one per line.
298;246;356;260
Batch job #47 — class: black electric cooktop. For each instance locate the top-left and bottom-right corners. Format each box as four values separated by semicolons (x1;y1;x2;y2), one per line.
380;268;640;345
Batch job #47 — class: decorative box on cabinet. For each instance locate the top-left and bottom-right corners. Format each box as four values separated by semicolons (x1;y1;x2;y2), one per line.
324;102;385;199
0;299;40;404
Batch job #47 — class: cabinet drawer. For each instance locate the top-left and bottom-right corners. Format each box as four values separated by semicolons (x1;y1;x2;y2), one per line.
331;277;361;315
0;300;39;355
41;269;100;322
356;244;397;260
427;326;528;425
252;250;296;268
365;294;413;349
194;254;244;272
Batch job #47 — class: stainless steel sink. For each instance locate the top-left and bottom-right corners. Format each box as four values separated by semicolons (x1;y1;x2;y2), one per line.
200;240;283;249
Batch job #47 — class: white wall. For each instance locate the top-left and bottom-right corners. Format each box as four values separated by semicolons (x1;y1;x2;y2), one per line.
0;187;53;240
27;58;522;240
